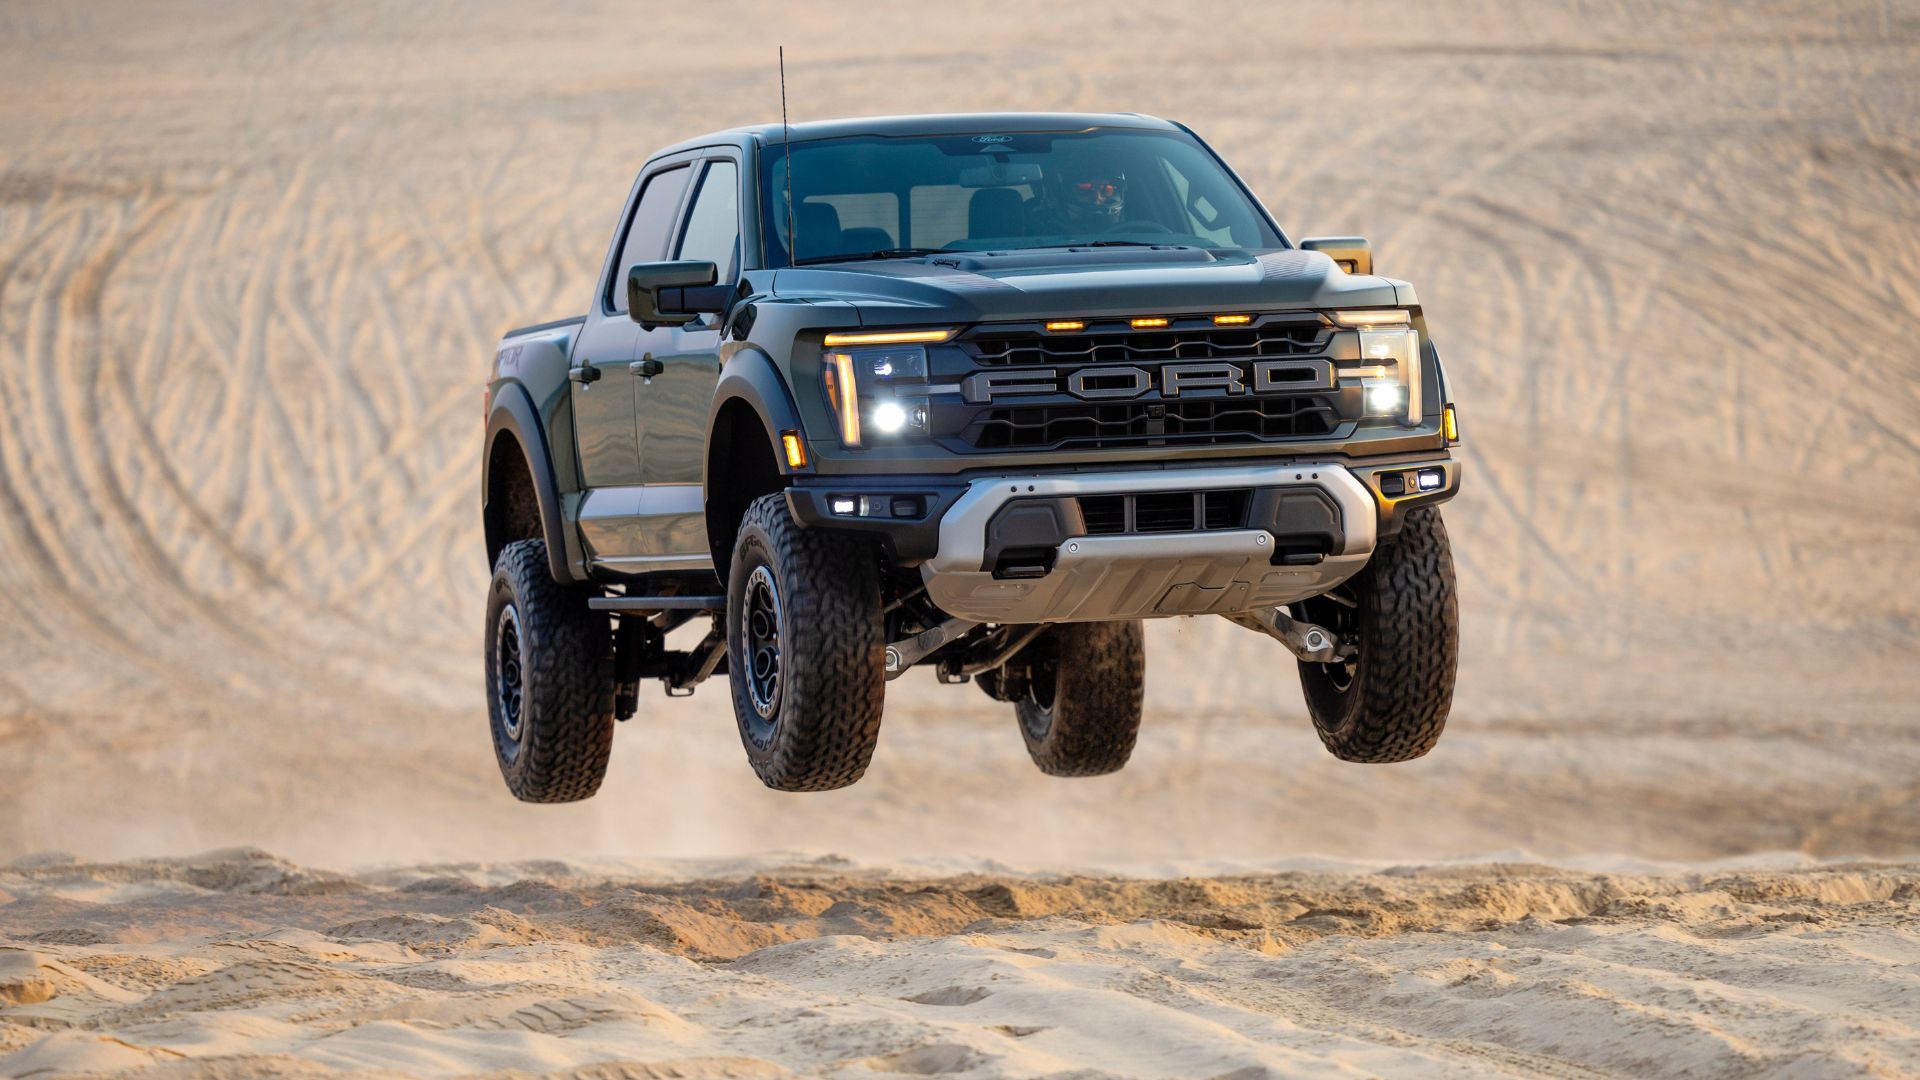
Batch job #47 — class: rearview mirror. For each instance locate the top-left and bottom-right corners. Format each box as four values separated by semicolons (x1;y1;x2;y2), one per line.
1299;236;1372;276
628;260;729;327
959;161;1043;188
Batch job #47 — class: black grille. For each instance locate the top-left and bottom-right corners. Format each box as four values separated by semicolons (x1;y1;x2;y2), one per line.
1204;490;1250;529
1073;490;1252;536
1134;493;1194;532
963;323;1327;367
1081;495;1126;534
963;396;1338;451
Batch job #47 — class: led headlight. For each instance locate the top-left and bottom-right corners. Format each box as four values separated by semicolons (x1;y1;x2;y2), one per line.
1363;379;1405;414
1334;321;1421;425
822;341;937;447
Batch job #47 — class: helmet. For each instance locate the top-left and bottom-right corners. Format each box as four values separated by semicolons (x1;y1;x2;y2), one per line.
1058;168;1127;227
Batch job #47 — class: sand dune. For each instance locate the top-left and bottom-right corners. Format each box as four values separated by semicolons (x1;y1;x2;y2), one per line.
3;850;1918;1077
2;0;1918;1074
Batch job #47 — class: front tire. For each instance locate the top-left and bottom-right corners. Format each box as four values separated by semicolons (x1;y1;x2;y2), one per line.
1293;507;1458;763
726;493;886;791
991;621;1145;777
485;539;616;802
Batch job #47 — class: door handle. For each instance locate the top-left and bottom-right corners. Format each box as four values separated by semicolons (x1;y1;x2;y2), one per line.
636;356;664;378
569;362;600;384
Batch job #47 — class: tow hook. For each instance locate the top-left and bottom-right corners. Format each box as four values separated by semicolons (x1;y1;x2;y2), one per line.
884;617;980;680
1224;607;1353;663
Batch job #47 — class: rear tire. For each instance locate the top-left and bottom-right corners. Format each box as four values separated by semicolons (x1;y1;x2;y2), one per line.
1293;507;1458;763
485;539;616;802
1001;621;1145;777
726;493;886;791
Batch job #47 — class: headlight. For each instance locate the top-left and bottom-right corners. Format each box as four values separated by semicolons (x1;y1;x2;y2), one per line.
822;343;935;447
1332;313;1422;425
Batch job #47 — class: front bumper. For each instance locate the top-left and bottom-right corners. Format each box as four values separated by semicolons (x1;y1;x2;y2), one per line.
792;456;1459;625
934;458;1461;623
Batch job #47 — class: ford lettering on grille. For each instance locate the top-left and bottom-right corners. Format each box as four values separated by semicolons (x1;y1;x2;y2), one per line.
960;359;1334;404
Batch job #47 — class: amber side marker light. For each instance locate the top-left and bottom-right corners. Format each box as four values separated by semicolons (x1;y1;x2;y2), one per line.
1045;320;1085;332
1213;314;1253;326
1130;317;1170;329
1442;404;1460;444
781;431;809;468
821;328;954;346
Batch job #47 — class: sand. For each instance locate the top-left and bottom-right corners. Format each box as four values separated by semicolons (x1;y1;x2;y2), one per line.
1;0;1918;1075
4;850;1919;1078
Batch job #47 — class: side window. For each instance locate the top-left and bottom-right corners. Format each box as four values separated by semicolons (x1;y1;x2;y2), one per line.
610;164;692;313
674;160;740;281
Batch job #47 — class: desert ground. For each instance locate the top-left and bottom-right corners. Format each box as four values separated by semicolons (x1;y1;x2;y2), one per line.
1;0;1917;1075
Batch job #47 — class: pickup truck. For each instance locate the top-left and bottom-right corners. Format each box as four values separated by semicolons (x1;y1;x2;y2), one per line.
481;112;1460;801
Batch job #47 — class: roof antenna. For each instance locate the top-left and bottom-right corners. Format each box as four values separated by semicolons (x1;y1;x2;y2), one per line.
780;46;797;266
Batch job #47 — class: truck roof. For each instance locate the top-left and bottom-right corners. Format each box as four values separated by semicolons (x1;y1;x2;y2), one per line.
652;112;1181;158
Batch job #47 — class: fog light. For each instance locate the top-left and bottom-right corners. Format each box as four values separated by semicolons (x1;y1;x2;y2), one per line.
859;495;891;517
830;497;856;515
1417;469;1444;491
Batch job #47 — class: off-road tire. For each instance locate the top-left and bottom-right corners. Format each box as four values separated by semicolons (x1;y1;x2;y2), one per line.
485;539;616;802
727;493;885;791
1295;507;1458;763
1009;620;1145;777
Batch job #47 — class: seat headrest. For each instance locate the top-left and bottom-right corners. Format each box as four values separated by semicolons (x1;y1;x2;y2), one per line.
968;188;1026;240
790;202;844;262
839;227;894;255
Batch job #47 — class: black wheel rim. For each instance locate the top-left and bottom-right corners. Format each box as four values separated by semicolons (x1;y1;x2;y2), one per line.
742;564;784;725
494;603;526;748
1020;634;1060;739
1296;584;1360;692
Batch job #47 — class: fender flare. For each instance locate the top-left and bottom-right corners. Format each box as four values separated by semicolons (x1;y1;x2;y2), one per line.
484;382;580;583
703;348;806;566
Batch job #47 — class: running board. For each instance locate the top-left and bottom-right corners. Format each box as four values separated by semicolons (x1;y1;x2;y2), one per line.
590;595;727;613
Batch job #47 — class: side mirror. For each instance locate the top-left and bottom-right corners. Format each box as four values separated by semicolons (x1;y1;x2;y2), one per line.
627;260;729;327
1299;236;1372;276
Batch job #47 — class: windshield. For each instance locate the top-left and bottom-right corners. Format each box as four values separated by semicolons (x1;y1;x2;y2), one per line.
759;128;1284;266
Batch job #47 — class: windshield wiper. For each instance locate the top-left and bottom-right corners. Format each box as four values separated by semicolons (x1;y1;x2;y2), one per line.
793;248;950;266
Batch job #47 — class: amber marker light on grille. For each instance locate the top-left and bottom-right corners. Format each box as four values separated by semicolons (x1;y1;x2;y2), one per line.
1213;314;1253;326
1130;316;1170;329
821;328;954;346
780;431;808;468
1443;404;1459;444
1045;320;1085;332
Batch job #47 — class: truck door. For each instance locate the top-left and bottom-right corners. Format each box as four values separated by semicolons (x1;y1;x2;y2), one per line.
571;160;693;565
632;156;742;556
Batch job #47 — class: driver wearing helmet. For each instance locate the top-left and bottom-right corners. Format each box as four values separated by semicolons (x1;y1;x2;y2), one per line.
1030;165;1129;235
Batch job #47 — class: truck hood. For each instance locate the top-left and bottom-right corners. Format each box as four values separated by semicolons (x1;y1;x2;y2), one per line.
767;246;1412;325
